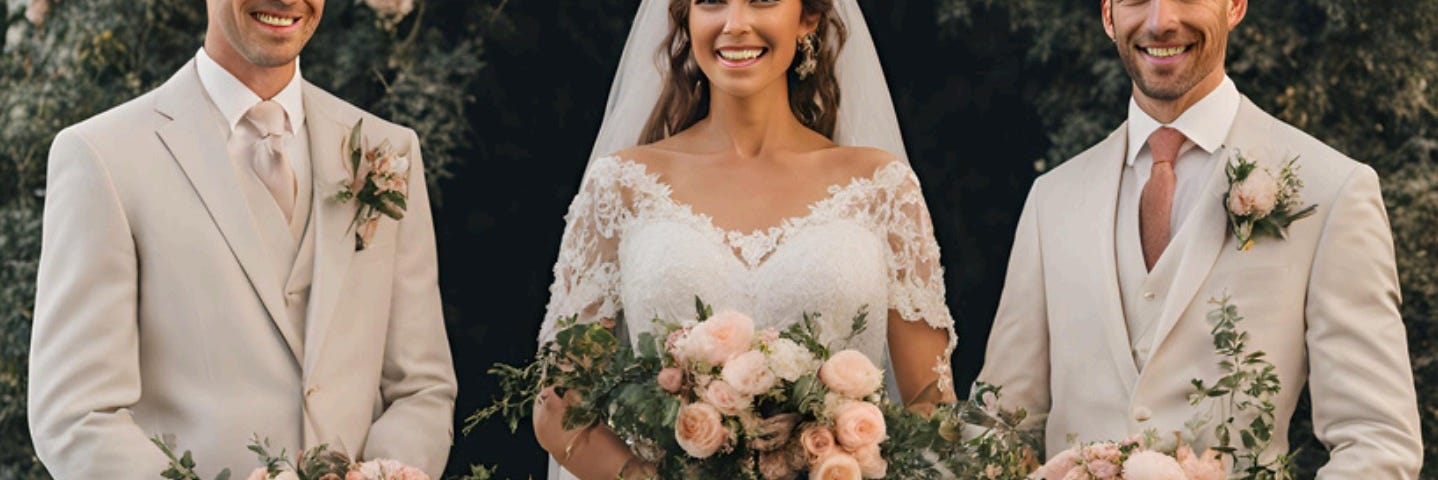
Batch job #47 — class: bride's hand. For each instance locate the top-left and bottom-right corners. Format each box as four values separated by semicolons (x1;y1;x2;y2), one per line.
532;385;589;457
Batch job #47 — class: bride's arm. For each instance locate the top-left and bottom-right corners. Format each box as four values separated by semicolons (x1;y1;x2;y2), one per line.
532;385;654;479
888;311;958;414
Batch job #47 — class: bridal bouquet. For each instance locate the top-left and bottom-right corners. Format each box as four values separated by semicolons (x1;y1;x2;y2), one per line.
151;435;428;480
1028;296;1295;480
470;298;970;479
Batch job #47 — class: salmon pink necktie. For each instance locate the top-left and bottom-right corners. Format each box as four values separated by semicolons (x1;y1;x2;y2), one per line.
1140;127;1186;271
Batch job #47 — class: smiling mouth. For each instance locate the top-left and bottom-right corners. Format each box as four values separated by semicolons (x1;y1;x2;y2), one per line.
716;47;768;66
252;12;300;27
1142;45;1190;58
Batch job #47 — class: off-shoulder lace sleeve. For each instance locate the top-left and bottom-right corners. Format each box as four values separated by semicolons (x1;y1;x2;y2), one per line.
877;163;958;385
537;157;632;345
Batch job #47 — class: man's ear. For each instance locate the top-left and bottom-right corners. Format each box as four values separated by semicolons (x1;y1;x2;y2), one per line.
1101;0;1116;41
1228;0;1249;29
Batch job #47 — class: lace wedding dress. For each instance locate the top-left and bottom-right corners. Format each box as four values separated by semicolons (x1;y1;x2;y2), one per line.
539;155;957;479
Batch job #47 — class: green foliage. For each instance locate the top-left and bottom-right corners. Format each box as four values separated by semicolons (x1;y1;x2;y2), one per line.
938;1;1438;476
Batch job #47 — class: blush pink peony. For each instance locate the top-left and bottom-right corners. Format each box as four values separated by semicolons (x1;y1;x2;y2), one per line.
1121;450;1187;480
700;380;752;415
683;311;755;366
722;350;778;396
1227;167;1280;217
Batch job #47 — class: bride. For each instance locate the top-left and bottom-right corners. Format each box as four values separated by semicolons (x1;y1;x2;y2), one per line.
532;0;957;478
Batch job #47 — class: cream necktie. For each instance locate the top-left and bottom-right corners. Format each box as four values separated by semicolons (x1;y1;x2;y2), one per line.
245;100;296;222
1140;127;1186;271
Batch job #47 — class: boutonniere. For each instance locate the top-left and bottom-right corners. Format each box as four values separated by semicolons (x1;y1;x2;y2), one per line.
1222;149;1317;251
333;119;410;251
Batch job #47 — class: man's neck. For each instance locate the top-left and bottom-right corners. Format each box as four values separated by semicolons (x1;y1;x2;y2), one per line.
202;38;295;100
1132;69;1227;124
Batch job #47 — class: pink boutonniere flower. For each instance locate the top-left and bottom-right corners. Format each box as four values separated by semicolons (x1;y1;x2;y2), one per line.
1222;149;1317;251
334;119;410;251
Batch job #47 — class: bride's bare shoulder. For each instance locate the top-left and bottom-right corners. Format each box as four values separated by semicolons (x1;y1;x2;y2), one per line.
813;145;902;179
609;136;697;176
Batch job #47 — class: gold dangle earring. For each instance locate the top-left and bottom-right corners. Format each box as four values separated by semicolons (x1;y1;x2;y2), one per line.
794;33;818;80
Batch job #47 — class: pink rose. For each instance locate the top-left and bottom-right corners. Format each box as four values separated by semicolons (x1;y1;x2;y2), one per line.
831;401;886;449
759;450;798;480
810;453;863;480
818;350;883;399
758;327;781;344
658;367;685;394
701;380;752;415
1081;443;1122;464
1121;450;1186;480
684;311;755;366
345;470;366;480
850;444;887;479
674;402;728;458
1086;459;1120;479
245;468;270;480
1227;167;1279;217
799;425;839;463
1176;446;1226;480
1030;449;1080;480
722;350;778;396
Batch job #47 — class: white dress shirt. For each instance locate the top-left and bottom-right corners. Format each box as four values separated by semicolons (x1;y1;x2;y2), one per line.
196;47;312;228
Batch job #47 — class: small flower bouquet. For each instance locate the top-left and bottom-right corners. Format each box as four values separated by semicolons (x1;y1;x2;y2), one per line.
469;298;968;479
150;435;428;480
1223;150;1317;251
1029;296;1295;480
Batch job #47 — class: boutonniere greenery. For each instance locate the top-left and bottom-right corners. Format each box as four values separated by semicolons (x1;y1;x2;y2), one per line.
1222;150;1317;251
334;119;410;251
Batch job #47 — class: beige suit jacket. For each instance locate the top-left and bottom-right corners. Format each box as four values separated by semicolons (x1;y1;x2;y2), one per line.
28;61;457;478
980;97;1422;478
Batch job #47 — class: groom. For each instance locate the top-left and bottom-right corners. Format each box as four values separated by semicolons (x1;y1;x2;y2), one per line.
980;0;1422;477
28;0;456;477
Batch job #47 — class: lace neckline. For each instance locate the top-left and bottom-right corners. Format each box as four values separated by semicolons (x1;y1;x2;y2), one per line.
600;155;910;269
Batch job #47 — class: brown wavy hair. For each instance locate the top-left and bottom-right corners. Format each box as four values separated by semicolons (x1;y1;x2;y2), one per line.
639;0;848;144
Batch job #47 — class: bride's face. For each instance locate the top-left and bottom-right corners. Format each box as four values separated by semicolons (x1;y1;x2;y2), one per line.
688;0;818;99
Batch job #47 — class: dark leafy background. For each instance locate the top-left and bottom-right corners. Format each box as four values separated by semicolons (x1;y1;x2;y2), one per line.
1;0;1433;478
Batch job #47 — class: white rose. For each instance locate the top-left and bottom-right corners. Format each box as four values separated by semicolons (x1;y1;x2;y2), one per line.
1227;167;1279;218
766;338;817;382
722;350;778;396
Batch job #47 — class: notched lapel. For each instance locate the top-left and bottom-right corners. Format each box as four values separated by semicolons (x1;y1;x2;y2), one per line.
154;61;303;364
301;83;360;374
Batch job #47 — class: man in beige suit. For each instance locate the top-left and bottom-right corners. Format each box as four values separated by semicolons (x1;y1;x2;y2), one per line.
980;0;1422;477
28;0;456;477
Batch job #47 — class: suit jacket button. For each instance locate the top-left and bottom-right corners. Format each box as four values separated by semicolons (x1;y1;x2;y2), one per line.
1133;406;1152;422
1143;291;1156;300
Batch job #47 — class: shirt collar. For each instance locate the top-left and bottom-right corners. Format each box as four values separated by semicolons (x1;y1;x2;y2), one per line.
195;47;306;134
1126;76;1240;166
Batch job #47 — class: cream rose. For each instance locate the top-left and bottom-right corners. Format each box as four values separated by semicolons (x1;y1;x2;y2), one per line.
818;350;882;399
767;338;818;382
1121;450;1187;480
363;0;415;18
799;425;839;463
850;444;887;479
723;350;778;396
1227;167;1280;217
831;401;886;449
701;380;752;415
684;311;755;366
658;367;685;394
675;402;729;458
810;453;863;480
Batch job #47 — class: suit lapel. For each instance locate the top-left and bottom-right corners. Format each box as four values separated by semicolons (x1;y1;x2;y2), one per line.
1146;97;1267;355
301;83;360;373
1079;124;1142;393
154;61;303;364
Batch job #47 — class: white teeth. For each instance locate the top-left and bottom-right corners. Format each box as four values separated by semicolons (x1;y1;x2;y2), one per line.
718;49;764;61
1144;46;1187;58
254;13;297;27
